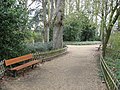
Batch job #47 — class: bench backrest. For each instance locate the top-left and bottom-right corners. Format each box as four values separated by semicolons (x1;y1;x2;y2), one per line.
5;54;33;66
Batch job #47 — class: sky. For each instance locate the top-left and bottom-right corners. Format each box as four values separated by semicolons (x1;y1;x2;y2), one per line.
28;0;41;9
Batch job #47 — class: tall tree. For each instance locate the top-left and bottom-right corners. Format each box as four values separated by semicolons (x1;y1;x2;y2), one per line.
76;0;80;12
52;0;65;49
118;16;120;31
42;0;54;42
42;0;47;43
101;0;120;57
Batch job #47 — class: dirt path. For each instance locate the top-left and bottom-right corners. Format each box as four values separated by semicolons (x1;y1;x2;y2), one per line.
2;45;106;90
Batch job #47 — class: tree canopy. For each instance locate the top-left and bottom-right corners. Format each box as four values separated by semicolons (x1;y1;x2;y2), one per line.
64;12;97;41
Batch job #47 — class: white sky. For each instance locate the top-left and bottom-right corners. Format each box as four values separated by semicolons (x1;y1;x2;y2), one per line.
28;0;41;9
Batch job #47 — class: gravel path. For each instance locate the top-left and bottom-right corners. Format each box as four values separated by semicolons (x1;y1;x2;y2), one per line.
2;45;106;90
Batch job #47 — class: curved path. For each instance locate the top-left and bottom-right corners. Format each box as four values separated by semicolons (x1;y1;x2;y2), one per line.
3;45;106;90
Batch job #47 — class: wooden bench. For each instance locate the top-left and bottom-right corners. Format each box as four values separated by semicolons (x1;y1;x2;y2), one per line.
4;54;41;77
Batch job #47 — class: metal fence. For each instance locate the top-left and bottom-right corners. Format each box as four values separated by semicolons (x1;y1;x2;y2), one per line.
100;55;120;90
0;60;5;79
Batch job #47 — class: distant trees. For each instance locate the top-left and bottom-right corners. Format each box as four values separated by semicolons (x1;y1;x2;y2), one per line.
63;12;97;41
42;0;53;43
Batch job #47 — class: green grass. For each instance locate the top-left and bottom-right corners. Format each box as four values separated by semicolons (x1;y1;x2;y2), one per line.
105;49;120;81
104;32;120;81
64;41;101;45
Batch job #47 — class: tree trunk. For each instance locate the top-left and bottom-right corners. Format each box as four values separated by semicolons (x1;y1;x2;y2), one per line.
53;0;65;49
76;0;80;12
118;16;120;31
46;25;50;42
69;0;72;14
42;0;50;42
42;0;47;42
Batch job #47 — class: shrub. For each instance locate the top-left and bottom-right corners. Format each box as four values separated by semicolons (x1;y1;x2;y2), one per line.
105;32;120;81
26;42;53;53
0;0;29;60
108;32;120;50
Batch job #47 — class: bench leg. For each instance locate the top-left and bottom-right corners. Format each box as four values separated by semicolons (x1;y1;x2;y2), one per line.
13;70;17;77
32;65;34;69
32;64;37;69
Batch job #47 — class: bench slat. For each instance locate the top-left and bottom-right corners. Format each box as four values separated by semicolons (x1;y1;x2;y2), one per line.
10;60;40;71
5;54;33;66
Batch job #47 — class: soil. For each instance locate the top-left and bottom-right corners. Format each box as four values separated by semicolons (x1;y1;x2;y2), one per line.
1;45;107;90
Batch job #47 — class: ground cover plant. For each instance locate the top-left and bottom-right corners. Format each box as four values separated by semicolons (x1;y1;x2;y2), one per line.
105;32;120;81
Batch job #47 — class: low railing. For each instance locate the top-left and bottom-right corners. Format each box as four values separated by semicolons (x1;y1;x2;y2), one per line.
0;60;5;79
100;55;120;90
33;47;67;62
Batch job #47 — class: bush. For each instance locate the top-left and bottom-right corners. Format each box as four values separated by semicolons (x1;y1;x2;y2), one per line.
0;0;29;60
108;32;120;50
25;31;43;43
105;55;120;81
105;32;120;81
26;42;53;53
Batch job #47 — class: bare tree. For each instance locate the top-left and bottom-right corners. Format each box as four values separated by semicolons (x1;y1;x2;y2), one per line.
101;0;120;57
